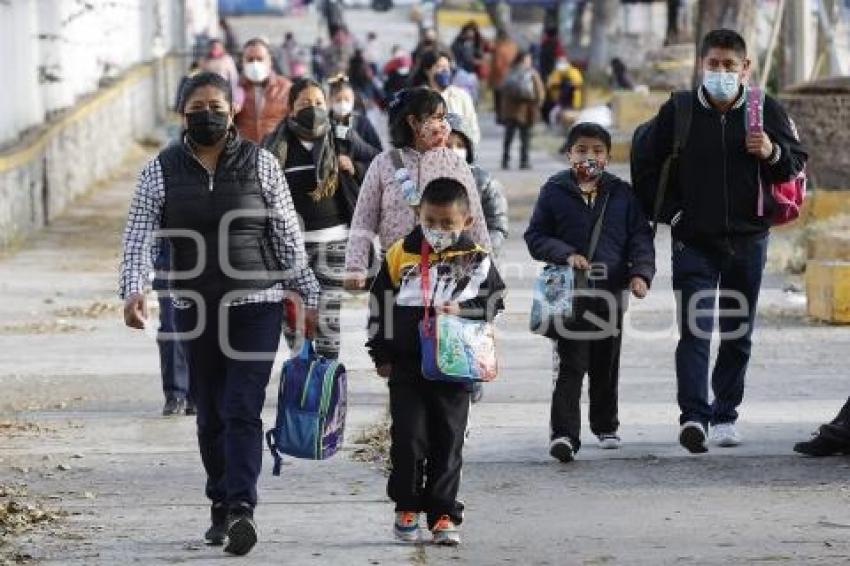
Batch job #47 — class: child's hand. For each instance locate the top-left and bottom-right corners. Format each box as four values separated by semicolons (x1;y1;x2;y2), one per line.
630;276;648;299
376;363;392;378
568;254;590;270
438;303;461;316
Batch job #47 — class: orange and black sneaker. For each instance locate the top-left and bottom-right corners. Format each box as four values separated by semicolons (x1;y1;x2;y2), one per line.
393;511;420;542
431;515;461;546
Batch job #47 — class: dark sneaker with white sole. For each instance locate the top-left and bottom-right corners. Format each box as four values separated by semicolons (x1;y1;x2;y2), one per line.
224;503;258;556
679;421;708;454
549;437;575;463
204;502;227;546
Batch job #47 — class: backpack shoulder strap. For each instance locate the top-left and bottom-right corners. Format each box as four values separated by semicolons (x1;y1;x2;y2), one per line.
390;148;405;171
671;90;693;152
587;190;611;262
651;91;693;234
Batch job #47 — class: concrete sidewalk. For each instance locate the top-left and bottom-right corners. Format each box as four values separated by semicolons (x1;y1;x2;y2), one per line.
2;109;850;565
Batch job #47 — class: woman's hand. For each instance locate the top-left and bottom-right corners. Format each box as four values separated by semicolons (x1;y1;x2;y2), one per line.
376;363;392;378
123;293;148;329
338;155;355;175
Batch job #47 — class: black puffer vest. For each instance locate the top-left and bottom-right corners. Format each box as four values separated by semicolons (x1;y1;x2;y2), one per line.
159;134;282;300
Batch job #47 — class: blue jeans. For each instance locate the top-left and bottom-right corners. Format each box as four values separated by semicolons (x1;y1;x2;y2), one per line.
175;300;283;509
672;235;768;427
157;296;190;400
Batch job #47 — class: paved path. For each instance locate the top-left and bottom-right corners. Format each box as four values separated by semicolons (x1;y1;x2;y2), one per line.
2;10;850;566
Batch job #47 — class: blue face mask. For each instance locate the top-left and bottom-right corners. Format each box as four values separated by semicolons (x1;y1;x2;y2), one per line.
703;70;741;102
434;69;453;89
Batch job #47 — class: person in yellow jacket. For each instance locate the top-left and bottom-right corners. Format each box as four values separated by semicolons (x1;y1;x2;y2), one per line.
544;56;584;124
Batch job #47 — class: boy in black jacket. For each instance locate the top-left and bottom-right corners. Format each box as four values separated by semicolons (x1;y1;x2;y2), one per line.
525;122;655;463
367;178;505;546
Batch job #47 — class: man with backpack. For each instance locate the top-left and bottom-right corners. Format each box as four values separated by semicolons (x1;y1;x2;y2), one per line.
632;29;807;453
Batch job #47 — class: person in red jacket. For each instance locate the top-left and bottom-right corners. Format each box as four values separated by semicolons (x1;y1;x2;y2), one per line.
235;38;292;143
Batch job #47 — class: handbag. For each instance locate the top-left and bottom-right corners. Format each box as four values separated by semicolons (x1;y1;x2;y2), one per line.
417;239;498;383
529;191;610;338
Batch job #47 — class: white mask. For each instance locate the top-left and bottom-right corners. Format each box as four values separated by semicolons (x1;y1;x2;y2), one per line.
452;147;468;163
332;100;354;117
244;61;270;83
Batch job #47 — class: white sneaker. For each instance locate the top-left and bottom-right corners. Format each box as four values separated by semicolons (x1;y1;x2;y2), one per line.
597;433;621;449
710;423;742;447
679;421;708;454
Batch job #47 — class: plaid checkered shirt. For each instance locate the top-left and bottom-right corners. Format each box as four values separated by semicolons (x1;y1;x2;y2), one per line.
118;147;320;309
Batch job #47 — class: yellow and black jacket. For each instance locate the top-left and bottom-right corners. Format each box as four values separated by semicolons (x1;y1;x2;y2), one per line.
366;226;506;379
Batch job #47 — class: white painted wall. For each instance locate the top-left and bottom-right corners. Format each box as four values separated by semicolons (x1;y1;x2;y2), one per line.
0;0;219;146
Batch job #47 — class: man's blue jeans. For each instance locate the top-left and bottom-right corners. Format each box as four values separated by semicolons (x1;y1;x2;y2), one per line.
672;235;768;428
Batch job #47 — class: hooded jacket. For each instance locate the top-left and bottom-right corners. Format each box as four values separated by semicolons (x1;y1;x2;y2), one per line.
447;113;510;254
524;170;656;297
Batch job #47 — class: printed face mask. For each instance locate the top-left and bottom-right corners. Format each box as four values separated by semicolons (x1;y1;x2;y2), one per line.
244;61;270;83
186;110;230;146
703;70;741;102
572;158;605;182
419;118;450;150
422;225;461;253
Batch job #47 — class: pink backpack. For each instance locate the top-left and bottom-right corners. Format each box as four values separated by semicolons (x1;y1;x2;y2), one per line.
746;86;806;226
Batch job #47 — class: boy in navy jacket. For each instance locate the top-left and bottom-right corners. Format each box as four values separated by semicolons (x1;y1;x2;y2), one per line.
524;122;655;462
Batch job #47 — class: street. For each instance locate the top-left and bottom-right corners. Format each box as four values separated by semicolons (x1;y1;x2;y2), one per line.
1;8;849;566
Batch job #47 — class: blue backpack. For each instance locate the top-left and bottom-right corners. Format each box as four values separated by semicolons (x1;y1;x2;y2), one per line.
265;340;347;475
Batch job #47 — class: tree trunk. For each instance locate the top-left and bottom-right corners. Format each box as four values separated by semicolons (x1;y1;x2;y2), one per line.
692;0;758;86
587;0;618;74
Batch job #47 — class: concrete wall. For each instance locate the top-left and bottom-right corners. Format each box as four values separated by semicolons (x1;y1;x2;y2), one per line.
0;58;185;249
781;78;850;190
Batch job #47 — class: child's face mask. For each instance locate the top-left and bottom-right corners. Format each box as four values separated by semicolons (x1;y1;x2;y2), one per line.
422;226;462;252
572;158;606;182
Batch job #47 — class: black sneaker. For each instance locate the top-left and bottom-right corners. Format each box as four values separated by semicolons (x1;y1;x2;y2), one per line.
794;428;849;457
185;399;197;416
224;503;258;556
679;421;709;454
162;397;186;417
549;437;575;463
204;502;227;546
519;161;531;170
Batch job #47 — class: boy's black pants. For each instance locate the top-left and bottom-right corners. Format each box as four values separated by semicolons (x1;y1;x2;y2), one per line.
387;367;470;528
550;309;623;452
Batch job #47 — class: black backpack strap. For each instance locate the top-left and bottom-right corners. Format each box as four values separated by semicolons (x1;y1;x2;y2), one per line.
587;191;611;262
652;90;693;233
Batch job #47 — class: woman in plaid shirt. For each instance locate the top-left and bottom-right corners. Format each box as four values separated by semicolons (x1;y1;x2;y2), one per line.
119;72;320;557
